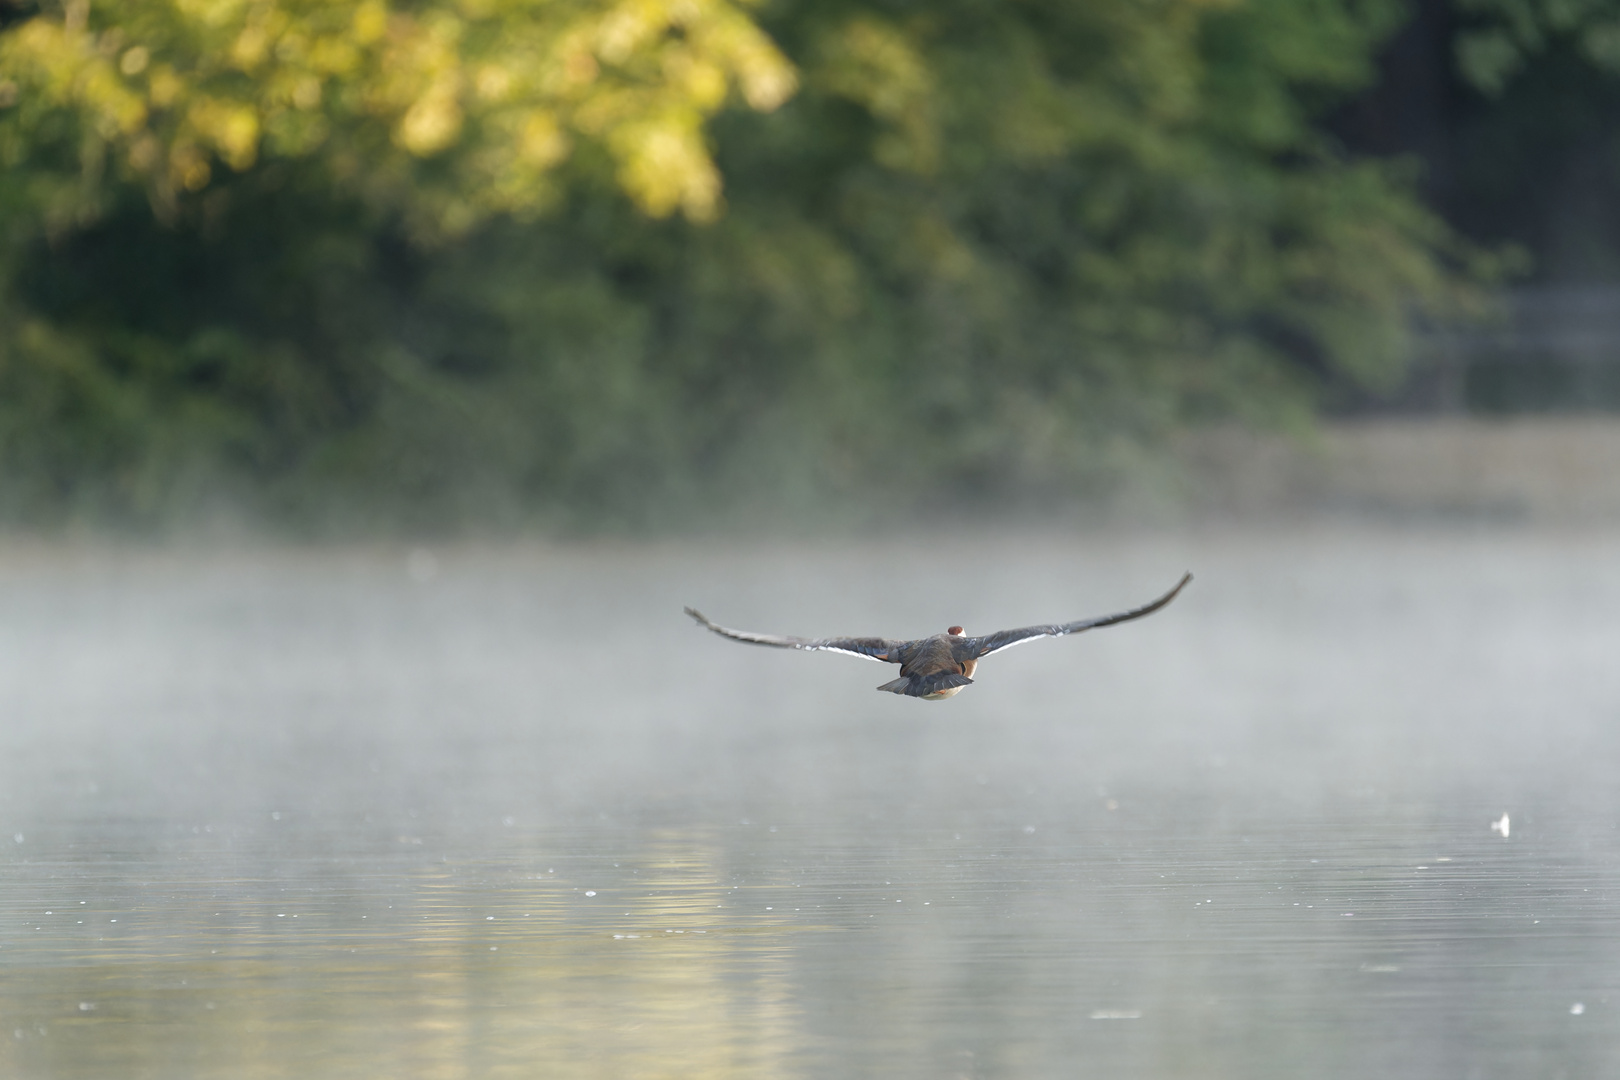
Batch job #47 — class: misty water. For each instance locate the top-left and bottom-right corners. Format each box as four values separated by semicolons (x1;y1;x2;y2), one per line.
0;524;1617;1078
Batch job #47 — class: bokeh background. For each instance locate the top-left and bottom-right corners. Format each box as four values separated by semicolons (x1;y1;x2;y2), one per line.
4;0;1618;532
5;4;1620;1079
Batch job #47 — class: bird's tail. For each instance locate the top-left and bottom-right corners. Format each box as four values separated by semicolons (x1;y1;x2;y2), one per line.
876;672;973;697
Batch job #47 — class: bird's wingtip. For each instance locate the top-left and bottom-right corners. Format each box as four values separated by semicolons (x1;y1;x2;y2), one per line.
1159;572;1193;604
684;606;708;625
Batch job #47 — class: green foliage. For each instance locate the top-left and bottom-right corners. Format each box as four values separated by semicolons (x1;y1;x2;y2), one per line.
1443;0;1620;279
0;0;793;229
0;0;1477;531
1455;0;1620;93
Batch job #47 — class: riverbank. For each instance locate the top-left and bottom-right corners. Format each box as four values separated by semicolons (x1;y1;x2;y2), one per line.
1177;417;1620;523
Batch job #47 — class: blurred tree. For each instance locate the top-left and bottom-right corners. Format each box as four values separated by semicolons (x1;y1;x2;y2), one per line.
0;0;793;227
1450;0;1620;280
0;0;1478;529
1337;0;1620;283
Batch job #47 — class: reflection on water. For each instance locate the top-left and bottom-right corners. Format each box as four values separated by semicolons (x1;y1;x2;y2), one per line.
0;528;1618;1077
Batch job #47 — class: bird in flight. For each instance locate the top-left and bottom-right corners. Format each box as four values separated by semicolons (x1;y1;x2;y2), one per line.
685;573;1191;700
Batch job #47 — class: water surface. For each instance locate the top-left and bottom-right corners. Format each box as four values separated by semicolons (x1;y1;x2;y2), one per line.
0;526;1616;1078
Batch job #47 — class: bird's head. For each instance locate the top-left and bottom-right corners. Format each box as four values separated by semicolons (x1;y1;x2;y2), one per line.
947;625;964;636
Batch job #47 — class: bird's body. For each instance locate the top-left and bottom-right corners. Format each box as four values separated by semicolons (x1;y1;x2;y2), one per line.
685;573;1190;700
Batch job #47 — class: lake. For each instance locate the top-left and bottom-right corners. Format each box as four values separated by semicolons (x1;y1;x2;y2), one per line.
0;524;1616;1078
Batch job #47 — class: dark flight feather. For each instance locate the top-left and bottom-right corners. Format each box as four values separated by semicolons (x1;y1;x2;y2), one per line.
959;573;1192;660
684;607;904;663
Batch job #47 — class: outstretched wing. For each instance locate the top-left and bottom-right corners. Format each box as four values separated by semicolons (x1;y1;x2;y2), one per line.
685;608;905;663
961;573;1192;660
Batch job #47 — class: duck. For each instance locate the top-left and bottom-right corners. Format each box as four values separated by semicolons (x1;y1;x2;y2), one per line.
685;573;1190;700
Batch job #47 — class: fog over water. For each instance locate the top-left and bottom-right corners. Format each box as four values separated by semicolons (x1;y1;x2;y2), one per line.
0;524;1617;1078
